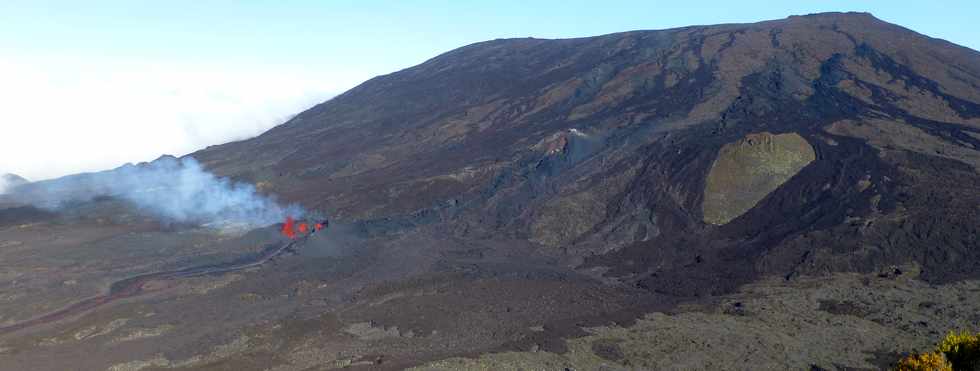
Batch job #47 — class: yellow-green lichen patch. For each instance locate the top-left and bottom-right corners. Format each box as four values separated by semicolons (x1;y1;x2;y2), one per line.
410;272;980;371
702;132;815;225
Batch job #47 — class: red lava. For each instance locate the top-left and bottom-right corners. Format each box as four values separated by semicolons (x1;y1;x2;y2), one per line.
280;217;323;239
281;216;297;239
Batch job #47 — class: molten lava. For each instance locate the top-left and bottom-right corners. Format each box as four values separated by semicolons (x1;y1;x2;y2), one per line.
281;217;327;239
281;216;297;239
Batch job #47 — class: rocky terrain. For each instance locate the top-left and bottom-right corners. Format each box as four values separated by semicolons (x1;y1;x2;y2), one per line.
1;11;979;370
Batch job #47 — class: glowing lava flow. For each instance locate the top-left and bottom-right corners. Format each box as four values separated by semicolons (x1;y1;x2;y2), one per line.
281;216;297;239
280;217;324;239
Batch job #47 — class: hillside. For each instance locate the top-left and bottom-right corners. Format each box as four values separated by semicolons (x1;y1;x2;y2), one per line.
194;11;980;295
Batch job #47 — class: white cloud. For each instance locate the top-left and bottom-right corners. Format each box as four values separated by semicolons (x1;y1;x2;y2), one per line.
0;56;355;181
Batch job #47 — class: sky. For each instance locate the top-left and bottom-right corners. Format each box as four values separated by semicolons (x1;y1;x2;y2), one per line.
1;0;977;182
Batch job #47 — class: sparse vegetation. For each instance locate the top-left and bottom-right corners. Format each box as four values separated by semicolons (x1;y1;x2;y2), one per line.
895;352;952;371
896;330;980;371
937;331;980;370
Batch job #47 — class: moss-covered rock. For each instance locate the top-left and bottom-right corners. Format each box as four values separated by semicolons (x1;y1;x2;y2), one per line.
702;132;815;225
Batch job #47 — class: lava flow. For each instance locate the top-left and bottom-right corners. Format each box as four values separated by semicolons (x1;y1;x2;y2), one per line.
0;217;328;335
0;238;301;336
280;216;327;239
281;216;297;238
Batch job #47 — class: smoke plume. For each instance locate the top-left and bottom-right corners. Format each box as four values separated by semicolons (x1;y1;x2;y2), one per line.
13;156;302;228
0;173;28;195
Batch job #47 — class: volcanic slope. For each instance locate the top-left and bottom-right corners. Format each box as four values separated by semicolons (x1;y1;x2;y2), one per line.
194;11;980;295
2;11;980;371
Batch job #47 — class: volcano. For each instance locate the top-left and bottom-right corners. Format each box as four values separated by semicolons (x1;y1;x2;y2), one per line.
194;10;980;297
2;12;980;370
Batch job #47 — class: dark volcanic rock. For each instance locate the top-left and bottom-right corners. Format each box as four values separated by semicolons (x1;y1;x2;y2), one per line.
192;12;980;297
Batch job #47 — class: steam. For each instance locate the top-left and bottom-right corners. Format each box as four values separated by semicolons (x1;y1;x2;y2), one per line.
0;174;28;195
13;156;302;228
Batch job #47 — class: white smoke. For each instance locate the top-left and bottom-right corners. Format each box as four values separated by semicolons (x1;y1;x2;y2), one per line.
0;174;28;195
14;156;302;228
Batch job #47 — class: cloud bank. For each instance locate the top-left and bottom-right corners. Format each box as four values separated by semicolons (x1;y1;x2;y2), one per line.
0;56;344;181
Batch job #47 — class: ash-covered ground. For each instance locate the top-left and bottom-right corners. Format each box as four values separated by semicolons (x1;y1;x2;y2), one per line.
1;196;978;371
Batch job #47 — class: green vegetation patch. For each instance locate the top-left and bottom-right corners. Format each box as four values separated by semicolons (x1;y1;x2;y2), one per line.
702;132;815;225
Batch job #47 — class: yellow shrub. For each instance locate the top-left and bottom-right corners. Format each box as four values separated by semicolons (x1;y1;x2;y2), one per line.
895;351;952;371
935;330;980;371
896;330;980;371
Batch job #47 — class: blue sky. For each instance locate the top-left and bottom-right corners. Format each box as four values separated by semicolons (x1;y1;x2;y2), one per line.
0;0;976;182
